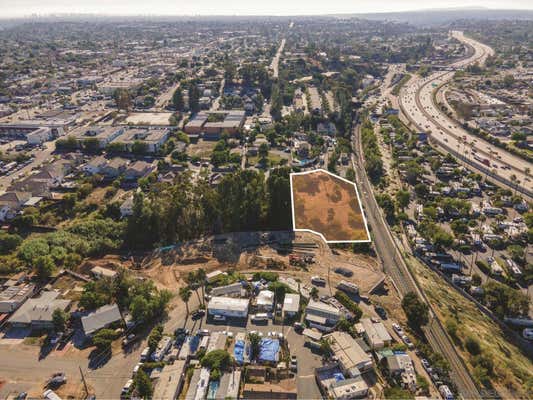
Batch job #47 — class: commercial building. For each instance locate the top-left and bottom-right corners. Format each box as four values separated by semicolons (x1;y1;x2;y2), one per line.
325;331;373;375
207;296;249;318
81;304;122;336
282;293;300;318
70;126;125;149
152;360;187;400
184;110;246;139
98;79;143;96
8;291;71;330
110;128;169;153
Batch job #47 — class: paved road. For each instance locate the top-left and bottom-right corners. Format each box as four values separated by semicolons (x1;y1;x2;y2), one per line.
0;294;193;399
270;38;286;79
351;123;481;399
399;31;533;200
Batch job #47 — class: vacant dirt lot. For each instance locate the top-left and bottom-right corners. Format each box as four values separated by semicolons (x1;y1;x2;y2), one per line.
291;170;369;242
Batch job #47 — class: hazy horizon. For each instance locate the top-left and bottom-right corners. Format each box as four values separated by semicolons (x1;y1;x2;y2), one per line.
1;0;533;18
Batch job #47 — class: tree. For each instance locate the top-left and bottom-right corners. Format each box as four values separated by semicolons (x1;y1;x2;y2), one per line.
92;328;116;351
188;83;200;114
114;88;131;112
131;141;148;155
465;336;481;355
258;142;269;159
270;83;282;121
248;332;261;360
395;189;410;211
35;255;55;281
0;232;22;255
172;87;184;111
310;286;319;300
503;74;515;88
401;292;429;331
52;308;69;332
196;269;207;306
147;325;163;353
179;286;192;315
414;183;429;199
134;369;153;399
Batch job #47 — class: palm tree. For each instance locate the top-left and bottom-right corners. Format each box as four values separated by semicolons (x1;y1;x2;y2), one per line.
196;268;207;305
179;287;192;316
186;271;202;305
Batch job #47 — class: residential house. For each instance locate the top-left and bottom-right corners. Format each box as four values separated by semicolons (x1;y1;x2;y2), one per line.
81;304;122;336
124;161;156;181
8;291;71;330
0;191;32;221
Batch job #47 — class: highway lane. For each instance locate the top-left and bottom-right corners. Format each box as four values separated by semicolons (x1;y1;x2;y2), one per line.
351;123;481;399
399;31;533;199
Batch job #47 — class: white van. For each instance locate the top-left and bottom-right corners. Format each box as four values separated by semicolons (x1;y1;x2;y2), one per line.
251;313;269;322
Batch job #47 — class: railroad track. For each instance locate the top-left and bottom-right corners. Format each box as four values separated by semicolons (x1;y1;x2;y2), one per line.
351;124;481;399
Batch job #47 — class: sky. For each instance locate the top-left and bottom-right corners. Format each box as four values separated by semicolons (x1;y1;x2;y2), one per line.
1;0;532;17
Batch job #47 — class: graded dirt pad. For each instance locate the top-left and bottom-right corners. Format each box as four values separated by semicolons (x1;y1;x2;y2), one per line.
291;170;369;242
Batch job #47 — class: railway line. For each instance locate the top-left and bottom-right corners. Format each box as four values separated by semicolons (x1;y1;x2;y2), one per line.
352;122;481;399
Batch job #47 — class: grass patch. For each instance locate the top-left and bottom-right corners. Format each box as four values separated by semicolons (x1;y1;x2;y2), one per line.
407;255;533;398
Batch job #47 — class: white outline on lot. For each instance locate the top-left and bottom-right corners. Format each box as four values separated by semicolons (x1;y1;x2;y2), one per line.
290;169;371;243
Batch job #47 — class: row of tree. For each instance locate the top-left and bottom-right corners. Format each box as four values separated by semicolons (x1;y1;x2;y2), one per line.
126;168;292;250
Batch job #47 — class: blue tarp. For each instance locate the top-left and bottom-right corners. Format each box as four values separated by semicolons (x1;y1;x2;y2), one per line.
190;335;200;353
258;338;280;363
234;340;245;365
333;373;345;382
207;380;219;400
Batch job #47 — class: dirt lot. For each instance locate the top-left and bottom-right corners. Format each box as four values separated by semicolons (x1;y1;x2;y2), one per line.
186;139;216;159
124;112;172;125
137;231;386;298
291;170;369;242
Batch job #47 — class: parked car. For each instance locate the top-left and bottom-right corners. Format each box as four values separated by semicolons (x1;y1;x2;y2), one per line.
122;333;137;347
140;347;151;362
290;355;298;371
197;329;210;336
213;315;226;322
46;373;66;388
374;305;387;319
392;323;404;336
293;322;304;333
334;267;353;277
120;379;133;399
311;276;326;286
191;309;205;320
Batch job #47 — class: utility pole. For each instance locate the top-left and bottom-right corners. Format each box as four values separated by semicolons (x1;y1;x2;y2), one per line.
79;366;89;399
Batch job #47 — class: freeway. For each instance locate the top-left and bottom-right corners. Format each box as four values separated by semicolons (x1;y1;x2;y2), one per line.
399;31;533;200
351;124;481;399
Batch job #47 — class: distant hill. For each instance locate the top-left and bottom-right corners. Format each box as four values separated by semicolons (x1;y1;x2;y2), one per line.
343;8;533;25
